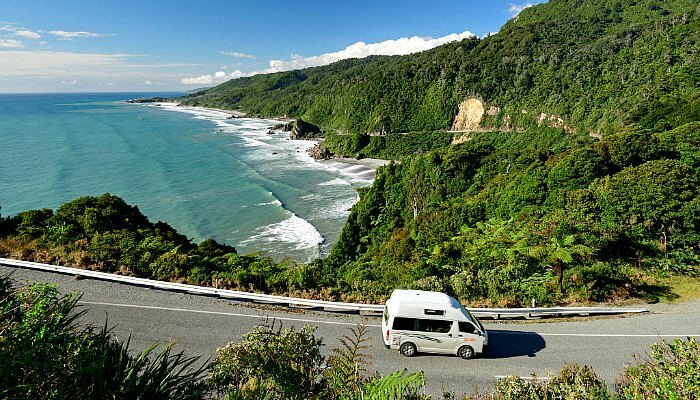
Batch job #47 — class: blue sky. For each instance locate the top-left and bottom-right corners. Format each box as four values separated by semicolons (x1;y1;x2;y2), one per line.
0;0;546;93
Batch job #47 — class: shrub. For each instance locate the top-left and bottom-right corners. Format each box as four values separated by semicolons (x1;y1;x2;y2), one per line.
616;338;700;399
467;364;611;400
0;276;207;399
207;321;324;400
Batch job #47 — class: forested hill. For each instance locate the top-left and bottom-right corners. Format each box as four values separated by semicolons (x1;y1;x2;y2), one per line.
182;0;699;136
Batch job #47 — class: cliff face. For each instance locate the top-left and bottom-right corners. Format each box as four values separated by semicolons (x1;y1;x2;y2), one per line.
451;98;484;131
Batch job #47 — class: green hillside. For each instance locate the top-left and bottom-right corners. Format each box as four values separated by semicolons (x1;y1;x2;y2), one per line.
183;0;699;137
180;0;700;305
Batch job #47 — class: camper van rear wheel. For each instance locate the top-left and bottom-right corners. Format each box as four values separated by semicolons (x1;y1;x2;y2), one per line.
458;345;475;360
400;342;417;357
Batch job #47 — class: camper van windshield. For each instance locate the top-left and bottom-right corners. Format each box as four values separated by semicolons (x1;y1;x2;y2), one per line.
464;307;484;332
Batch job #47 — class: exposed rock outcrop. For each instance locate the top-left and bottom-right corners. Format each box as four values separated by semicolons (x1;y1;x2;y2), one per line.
536;112;576;133
451;98;485;131
307;143;333;160
271;122;293;132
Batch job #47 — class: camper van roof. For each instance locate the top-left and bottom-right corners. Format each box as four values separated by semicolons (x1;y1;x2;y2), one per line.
389;289;461;308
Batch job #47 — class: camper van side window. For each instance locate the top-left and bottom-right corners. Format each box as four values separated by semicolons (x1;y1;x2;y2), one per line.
392;317;416;331
459;322;476;334
416;319;452;333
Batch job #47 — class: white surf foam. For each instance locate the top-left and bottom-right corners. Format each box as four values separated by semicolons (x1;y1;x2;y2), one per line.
255;191;283;206
318;177;352;187
313;196;358;219
242;212;325;250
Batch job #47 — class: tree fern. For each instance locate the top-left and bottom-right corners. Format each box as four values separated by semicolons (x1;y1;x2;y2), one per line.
361;369;426;400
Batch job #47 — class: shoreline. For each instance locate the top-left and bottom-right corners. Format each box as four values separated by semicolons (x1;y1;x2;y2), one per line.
143;101;389;180
140;100;385;259
147;101;250;119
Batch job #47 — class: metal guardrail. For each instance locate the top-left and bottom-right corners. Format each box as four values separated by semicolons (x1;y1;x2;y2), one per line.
0;258;648;319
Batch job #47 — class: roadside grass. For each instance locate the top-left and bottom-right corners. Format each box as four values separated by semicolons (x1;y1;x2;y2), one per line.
662;274;700;303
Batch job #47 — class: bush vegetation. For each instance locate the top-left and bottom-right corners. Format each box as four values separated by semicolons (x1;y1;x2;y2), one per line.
0;275;207;399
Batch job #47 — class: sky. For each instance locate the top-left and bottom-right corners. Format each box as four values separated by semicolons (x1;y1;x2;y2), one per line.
0;0;546;93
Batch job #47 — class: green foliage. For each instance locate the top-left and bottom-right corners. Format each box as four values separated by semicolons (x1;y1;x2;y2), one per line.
208;321;429;400
208;321;324;400
485;364;611;400
16;208;53;239
0;193;289;294
0;277;207;399
325;119;698;304
323;324;373;399
616;337;700;399
322;131;454;160
362;370;426;400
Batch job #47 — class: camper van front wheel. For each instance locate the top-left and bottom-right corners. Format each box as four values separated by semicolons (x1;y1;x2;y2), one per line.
458;345;475;360
400;342;417;357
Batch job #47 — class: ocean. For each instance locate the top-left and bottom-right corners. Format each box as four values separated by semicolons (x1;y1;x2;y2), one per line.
0;93;374;262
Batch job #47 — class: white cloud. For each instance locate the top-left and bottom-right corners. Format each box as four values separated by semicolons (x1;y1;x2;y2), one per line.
508;3;535;17
0;39;23;48
1;25;40;40
220;51;255;59
181;69;245;85
182;30;475;85
14;29;41;39
48;30;113;40
0;50;129;74
0;49;199;92
267;31;475;73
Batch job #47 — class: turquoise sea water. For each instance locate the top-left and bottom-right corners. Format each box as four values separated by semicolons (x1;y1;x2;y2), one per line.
0;93;372;261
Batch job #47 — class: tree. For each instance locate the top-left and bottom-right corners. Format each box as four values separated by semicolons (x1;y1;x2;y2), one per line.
528;235;593;294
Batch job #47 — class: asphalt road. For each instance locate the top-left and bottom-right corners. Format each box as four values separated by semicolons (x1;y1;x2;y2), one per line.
3;265;699;397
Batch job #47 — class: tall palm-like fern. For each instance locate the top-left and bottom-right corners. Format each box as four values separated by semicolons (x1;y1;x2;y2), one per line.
527;235;593;294
324;324;372;399
361;369;426;400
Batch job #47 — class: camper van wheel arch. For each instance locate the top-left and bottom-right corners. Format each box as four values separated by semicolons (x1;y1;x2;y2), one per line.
400;342;417;357
458;345;475;360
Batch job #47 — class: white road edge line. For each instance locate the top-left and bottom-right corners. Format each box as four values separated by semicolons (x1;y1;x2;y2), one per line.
494;375;552;380
500;332;700;338
80;301;382;328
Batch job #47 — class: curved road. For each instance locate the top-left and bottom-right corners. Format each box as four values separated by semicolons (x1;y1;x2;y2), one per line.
2;265;699;396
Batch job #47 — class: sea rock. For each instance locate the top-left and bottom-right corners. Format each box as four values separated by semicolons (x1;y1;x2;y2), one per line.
290;118;323;140
271;122;293;132
307;143;333;160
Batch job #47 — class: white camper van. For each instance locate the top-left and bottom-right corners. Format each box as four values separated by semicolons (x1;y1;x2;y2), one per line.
381;289;488;359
